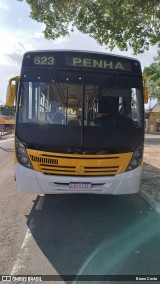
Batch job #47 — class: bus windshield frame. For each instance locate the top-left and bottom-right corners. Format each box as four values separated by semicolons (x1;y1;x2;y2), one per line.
16;51;144;154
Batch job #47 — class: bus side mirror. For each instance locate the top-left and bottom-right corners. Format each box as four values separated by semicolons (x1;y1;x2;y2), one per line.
142;75;148;104
6;84;16;106
6;76;20;106
143;87;148;104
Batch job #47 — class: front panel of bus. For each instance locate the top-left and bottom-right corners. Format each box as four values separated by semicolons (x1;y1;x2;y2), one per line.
14;51;144;194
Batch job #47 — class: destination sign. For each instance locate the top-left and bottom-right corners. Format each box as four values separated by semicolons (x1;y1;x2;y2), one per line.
65;56;132;71
24;52;138;72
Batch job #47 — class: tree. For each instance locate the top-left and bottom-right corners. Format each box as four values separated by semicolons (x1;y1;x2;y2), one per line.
0;106;16;116
143;50;160;102
18;0;160;54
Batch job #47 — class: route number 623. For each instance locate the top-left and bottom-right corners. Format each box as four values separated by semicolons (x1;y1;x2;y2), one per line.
34;56;55;65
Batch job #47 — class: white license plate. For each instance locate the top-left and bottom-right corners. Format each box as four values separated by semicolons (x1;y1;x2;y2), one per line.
69;182;92;189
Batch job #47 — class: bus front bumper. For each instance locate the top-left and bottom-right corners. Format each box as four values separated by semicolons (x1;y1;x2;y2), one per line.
15;163;142;195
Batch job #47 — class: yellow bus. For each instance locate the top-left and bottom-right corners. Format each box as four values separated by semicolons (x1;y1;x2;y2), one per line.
7;50;148;194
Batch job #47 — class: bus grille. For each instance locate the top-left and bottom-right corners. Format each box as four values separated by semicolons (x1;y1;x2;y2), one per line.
27;150;133;176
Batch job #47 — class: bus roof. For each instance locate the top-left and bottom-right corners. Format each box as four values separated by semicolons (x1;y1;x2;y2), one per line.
23;49;141;63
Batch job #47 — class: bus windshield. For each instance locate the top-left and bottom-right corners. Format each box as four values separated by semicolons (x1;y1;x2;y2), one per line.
18;70;143;129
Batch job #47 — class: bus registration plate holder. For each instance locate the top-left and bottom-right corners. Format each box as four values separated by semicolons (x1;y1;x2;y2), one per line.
69;182;92;189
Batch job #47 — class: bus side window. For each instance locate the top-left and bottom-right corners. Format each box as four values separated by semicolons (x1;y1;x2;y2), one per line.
18;86;26;122
19;90;25;108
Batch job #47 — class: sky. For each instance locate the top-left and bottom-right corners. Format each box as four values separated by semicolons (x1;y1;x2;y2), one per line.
0;0;158;107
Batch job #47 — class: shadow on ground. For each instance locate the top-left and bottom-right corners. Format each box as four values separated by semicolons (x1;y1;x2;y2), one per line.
26;181;160;283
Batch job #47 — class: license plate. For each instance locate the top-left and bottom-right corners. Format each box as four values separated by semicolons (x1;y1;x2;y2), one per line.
69;182;92;189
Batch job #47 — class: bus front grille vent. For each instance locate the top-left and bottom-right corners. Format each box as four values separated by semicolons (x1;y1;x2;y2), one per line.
29;154;121;176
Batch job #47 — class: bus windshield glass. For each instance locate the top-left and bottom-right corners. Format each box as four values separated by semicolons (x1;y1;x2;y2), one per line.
18;70;143;129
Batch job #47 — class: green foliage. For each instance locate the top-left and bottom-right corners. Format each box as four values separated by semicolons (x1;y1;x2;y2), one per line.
0;106;16;116
18;0;160;54
143;50;160;102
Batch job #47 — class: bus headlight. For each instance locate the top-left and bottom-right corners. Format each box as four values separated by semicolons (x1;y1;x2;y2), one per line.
17;146;25;155
15;138;33;169
129;159;139;168
134;145;143;159
126;145;143;171
20;156;28;164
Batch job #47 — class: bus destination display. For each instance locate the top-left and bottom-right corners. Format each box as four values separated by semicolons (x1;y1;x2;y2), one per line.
25;53;137;72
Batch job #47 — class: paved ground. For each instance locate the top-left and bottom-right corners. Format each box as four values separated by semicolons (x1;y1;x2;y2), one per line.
0;133;160;283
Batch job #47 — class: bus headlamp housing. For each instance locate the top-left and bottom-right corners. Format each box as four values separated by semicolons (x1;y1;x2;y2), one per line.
126;145;143;172
15;138;33;169
20;156;28;164
17;146;25;155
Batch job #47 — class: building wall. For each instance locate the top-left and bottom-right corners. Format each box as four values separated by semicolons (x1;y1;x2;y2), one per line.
148;112;160;132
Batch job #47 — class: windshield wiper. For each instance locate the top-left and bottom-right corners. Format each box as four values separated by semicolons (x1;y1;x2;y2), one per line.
101;73;117;96
47;68;67;105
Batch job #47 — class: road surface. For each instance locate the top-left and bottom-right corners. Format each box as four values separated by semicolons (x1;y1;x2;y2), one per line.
0;137;160;283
